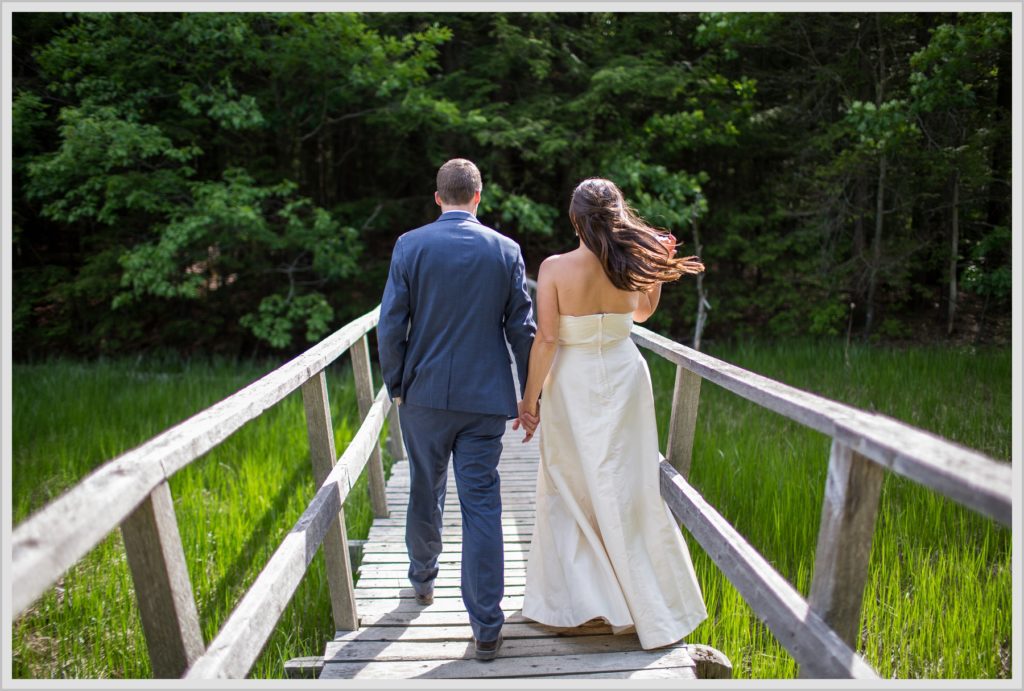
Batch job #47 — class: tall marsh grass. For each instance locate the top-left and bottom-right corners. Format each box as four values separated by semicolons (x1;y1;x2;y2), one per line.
12;355;392;679
11;339;1012;678
646;339;1011;679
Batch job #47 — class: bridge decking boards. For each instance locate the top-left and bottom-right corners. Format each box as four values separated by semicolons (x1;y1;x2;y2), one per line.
318;422;698;680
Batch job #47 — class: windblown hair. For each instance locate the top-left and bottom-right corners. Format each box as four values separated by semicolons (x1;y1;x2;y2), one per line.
569;178;704;292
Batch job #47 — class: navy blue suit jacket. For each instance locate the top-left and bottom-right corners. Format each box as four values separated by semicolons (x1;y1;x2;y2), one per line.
377;210;536;419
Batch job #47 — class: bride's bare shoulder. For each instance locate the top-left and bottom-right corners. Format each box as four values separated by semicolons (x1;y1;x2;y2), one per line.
539;253;568;274
542;248;587;268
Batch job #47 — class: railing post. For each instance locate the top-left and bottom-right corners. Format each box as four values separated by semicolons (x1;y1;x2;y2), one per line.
665;365;702;479
806;439;884;652
387;404;406;461
351;335;389;518
301;371;359;632
120;480;205;678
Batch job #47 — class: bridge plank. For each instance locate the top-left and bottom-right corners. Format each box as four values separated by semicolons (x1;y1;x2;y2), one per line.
364;529;534;540
319;647;695;679
330;621;613;642
353;585;527;599
357;575;527;588
356;569;528;581
534;668;696;679
324;635;681;662
321;417;709;681
358;554;530;566
354;597;526;619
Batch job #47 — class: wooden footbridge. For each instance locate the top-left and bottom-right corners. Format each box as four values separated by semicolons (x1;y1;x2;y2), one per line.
308;424;721;680
11;303;1012;680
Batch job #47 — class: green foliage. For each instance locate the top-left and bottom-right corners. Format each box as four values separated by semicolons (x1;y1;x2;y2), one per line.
842;99;919;152
909;15;1009;114
808;301;848;337
478;182;558;236
14;12;455;353
11;12;1013;356
603;157;708;230
239;292;334;349
962;226;1011;301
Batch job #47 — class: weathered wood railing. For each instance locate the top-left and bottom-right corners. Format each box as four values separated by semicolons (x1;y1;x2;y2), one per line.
11;306;404;679
12;293;1012;680
630;325;1012;679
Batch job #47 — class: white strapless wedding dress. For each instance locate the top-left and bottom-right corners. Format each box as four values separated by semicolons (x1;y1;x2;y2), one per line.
521;312;708;649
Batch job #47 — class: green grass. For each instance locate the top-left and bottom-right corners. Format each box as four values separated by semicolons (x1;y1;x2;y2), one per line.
645;339;1012;679
11;340;1012;679
12;354;394;679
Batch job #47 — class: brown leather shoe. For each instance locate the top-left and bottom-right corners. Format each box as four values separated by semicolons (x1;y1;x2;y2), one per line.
474;633;503;661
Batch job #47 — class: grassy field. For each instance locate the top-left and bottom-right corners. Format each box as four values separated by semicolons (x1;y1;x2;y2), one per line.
10;340;1012;679
647;340;1012;679
11;354;394;679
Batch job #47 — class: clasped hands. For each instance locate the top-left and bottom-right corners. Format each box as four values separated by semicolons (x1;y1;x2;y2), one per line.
513;399;540;443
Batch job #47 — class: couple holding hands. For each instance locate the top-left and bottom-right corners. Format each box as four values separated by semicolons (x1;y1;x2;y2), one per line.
377;158;707;661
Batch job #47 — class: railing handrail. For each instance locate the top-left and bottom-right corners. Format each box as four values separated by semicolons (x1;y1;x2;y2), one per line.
657;459;879;679
186;387;393;678
630;325;1012;525
11;307;382;618
627;323;1008;679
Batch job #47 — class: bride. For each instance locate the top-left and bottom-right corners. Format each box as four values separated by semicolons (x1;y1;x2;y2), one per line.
517;177;708;649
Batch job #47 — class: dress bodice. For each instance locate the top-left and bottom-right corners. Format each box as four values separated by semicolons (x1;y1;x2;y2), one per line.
558;312;633;347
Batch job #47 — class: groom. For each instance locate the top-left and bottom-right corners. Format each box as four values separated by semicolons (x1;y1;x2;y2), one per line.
377;158;536;660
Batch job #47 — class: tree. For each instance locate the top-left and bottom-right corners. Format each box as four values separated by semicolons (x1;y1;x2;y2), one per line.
908;13;1011;334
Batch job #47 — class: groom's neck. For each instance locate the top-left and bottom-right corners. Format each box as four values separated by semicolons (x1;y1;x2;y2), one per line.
440;204;478;215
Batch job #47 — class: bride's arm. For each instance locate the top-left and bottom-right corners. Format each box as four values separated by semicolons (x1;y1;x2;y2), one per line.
521;257;560;417
633;282;663;323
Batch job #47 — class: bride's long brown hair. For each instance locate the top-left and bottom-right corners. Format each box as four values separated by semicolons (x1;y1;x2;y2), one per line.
570;178;704;292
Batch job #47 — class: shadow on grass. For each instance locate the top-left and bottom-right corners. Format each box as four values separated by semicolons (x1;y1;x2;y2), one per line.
201;457;311;631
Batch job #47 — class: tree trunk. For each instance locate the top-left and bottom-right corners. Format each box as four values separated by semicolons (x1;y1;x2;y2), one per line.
317;132;327;207
851;174;868;324
692;221;709;351
864;154;886;336
947;171;959;335
853;175;867;262
864;13;888;337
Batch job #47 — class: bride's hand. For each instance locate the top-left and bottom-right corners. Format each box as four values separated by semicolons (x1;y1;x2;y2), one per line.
514;400;540;442
656;232;677;256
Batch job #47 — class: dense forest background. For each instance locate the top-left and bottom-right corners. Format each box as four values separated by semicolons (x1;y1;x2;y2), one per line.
11;12;1013;359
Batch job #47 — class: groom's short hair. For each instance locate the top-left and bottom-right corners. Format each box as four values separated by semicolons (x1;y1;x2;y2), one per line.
436;158;482;205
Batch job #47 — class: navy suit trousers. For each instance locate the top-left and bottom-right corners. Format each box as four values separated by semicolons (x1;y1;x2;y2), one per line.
398;403;506;642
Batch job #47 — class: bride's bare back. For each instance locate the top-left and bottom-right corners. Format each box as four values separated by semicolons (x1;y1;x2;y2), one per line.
543;247;640;317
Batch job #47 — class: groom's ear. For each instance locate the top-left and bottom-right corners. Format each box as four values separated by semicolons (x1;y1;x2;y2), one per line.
434;191;444;207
